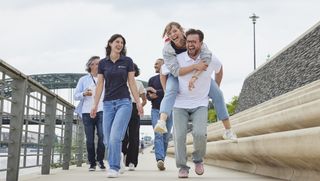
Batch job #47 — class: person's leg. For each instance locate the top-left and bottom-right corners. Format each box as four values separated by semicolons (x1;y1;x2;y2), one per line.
190;106;207;163
126;103;140;168
163;112;173;158
208;79;237;140
190;106;208;176
154;75;178;133
208;79;229;121
151;109;164;160
82;113;96;170
121;129;129;158
173;108;190;170
151;108;166;170
95;111;106;168
108;98;132;172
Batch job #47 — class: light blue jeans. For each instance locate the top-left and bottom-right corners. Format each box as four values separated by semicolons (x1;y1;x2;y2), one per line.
159;74;229;121
102;98;132;171
151;109;173;161
173;106;208;169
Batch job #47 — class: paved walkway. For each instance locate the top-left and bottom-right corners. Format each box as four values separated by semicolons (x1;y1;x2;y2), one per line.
3;148;280;181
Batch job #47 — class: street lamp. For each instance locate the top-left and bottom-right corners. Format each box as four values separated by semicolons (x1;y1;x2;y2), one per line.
249;13;259;70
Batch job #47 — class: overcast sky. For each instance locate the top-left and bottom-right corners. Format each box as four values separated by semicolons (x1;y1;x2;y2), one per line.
1;0;320;104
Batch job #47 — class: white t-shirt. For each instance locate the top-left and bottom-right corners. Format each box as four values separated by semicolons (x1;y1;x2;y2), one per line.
174;52;222;109
129;80;145;103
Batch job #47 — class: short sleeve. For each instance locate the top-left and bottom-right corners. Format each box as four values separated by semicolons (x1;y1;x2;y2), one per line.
98;59;105;74
127;57;134;72
211;55;222;73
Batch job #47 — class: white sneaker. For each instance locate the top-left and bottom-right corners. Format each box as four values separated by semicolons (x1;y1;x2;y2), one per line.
128;163;135;171
154;120;167;133
107;169;119;178
119;153;125;174
223;129;238;142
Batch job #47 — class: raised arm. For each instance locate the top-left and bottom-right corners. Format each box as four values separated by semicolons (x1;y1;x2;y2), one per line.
163;43;208;77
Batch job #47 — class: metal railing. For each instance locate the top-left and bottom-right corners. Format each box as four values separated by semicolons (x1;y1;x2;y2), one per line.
0;59;86;181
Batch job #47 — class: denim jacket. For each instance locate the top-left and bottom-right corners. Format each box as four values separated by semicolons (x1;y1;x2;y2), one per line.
162;42;212;77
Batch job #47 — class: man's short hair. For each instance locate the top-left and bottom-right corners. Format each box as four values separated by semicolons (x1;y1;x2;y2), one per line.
185;29;204;42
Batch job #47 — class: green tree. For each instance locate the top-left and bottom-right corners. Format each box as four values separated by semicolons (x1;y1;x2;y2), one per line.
226;96;238;116
207;96;238;123
208;108;217;123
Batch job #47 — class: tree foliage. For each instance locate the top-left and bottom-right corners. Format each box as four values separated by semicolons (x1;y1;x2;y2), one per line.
207;96;238;123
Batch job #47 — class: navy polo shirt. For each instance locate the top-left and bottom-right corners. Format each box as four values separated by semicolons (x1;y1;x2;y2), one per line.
147;75;164;110
98;56;134;101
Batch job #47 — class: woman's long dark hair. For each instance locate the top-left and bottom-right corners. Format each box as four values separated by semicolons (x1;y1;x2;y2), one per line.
105;34;127;57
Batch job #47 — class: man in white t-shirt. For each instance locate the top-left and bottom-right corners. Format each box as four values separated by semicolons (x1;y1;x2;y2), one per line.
173;29;219;178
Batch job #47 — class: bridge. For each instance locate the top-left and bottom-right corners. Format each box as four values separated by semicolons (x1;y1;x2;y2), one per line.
1;20;320;181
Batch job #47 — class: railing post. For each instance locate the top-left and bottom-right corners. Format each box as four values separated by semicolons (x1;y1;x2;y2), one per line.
41;96;57;174
62;107;73;170
6;79;27;181
76;119;84;167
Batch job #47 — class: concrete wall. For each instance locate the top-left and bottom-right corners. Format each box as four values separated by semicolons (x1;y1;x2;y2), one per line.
236;21;320;112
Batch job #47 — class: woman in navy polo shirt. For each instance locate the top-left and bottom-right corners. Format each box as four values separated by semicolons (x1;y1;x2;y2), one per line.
91;34;144;178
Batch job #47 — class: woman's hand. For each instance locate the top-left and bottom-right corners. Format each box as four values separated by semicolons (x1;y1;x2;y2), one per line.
90;106;97;118
136;103;144;117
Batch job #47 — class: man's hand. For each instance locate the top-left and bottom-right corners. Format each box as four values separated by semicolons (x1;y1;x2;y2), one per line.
146;87;156;93
148;92;158;99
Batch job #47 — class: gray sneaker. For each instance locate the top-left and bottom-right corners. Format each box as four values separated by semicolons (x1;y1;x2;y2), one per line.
157;160;166;171
223;129;238;142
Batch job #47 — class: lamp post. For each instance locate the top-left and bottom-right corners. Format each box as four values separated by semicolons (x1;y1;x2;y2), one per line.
249;13;259;70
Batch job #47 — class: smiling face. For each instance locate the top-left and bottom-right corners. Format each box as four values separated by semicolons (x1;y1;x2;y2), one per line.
89;58;100;74
105;34;127;56
186;34;202;59
109;37;124;55
154;59;163;73
166;25;185;46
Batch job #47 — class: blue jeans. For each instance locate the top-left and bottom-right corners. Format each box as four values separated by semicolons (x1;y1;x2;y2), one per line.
151;109;173;161
159;74;229;121
82;111;105;165
102;98;132;171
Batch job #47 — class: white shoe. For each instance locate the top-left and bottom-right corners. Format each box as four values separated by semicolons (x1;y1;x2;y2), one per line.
107;169;119;178
154;120;167;133
119;153;125;174
223;129;238;142
128;163;135;171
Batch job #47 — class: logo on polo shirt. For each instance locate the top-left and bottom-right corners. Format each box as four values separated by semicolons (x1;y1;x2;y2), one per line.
118;65;126;69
